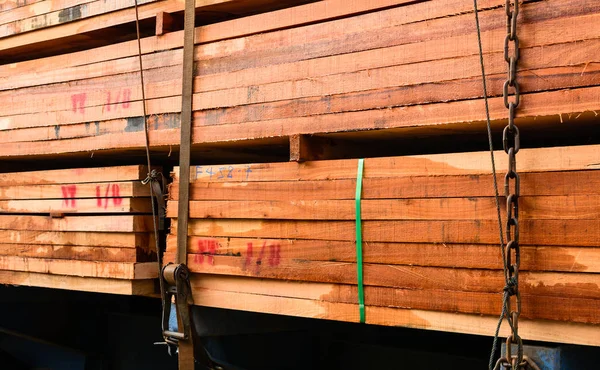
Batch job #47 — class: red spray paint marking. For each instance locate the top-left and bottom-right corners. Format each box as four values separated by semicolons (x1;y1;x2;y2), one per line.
95;183;122;208
122;89;131;108
244;242;253;270
243;241;281;272
71;93;86;114
104;89;132;111
111;184;122;206
268;244;281;267
105;92;111;112
195;239;219;265
61;185;77;207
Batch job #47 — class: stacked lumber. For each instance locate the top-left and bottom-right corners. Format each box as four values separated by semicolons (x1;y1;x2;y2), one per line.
0;0;313;61
165;144;600;346
0;165;159;295
1;0;599;159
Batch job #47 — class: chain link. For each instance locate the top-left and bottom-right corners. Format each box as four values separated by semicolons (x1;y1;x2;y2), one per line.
496;1;527;369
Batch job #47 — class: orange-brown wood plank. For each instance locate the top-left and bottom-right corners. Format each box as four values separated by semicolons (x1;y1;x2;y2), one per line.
0;0;415;57
0;181;149;200
189;284;600;346
174;145;600;182
3;66;600;157
0;215;152;232
163;253;600;301
0;243;155;262
167;196;600;220
0;230;151;248
0;270;156;295
0;0;157;38
169;171;600;201
0;197;151;214
5;17;599;130
174;218;600;247
166;236;600;273
0;165;149;185
190;275;600;324
0;0;46;13
1;0;586;91
1;0;91;25
0;0;437;83
2;0;594;119
0;255;157;278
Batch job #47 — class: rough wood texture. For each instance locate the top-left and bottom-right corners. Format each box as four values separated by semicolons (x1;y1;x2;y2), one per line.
0;0;317;60
0;270;156;295
1;0;599;159
189;275;600;347
0;165;159;295
165;144;600;344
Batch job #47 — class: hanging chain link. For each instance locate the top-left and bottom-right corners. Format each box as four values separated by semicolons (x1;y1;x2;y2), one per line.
494;1;526;369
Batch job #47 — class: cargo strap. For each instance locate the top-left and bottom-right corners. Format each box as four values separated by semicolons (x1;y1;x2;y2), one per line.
131;0;203;368
165;0;197;367
355;158;365;323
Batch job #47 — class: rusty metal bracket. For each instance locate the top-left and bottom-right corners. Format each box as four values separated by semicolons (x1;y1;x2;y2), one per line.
161;263;194;345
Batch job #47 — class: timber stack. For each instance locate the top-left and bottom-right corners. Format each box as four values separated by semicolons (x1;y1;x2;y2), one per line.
1;0;599;349
0;165;158;295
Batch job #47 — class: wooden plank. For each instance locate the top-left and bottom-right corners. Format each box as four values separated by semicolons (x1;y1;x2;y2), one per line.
0;181;150;200
164;253;600;300
0;0;155;34
169;171;600;201
191;86;600;145
0;0;91;24
190;0;594;77
0;255;157;278
0;215;152;232
0;0;416;57
3;59;599;136
0;0;426;84
0;243;155;262
0;0;47;14
168;196;600;220
155;11;175;36
0;197;151;213
174;145;600;182
166;236;600;273
3;59;597;149
3;67;600;157
0;230;151;248
0;165;148;185
5;21;599;129
188;40;600;112
0;0;578;90
0;0;157;38
175;218;600;247
190;275;600;324
189;287;600;347
2;0;593;96
0;270;156;295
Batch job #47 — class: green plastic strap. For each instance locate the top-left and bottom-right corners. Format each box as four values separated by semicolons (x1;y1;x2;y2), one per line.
355;158;365;323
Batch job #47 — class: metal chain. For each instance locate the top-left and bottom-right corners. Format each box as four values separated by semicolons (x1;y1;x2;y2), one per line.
494;1;526;369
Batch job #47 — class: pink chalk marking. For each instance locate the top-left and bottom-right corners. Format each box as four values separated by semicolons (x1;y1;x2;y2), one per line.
92;183;123;208
268;244;281;266
71;93;86;114
122;89;131;108
61;185;77;208
112;184;122;206
96;186;102;207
